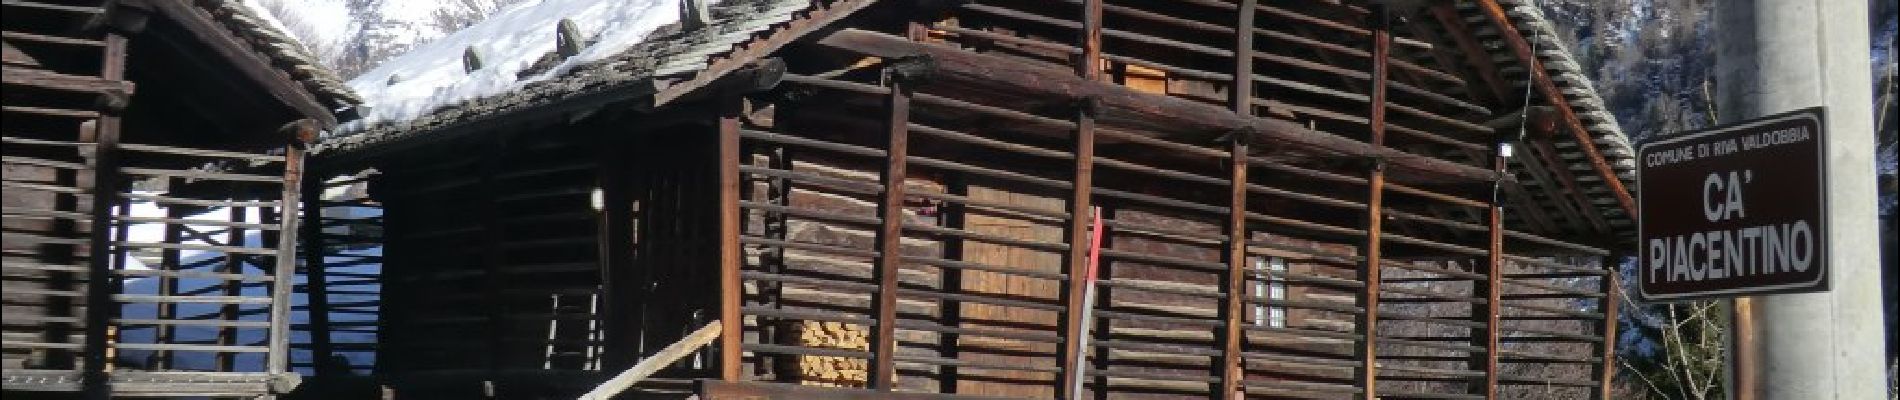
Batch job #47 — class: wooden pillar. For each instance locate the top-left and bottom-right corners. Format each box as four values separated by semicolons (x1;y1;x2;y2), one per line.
716;96;745;382
217;206;248;372
1353;6;1389;399
1058;1;1101;398
1217;137;1250;398
596;130;636;371
300;174;335;376
1217;2;1256;398
1470;140;1505;399
938;173;965;393
480;134;507;383
153;182;185;370
870;67;913;390
269;122;312;377
1592;255;1621;399
79;31;127;400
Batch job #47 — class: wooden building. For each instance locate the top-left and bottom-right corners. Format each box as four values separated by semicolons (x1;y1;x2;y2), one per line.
304;0;1636;398
3;0;358;397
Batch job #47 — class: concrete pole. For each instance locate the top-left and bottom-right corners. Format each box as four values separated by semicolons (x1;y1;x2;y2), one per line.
1715;0;1888;399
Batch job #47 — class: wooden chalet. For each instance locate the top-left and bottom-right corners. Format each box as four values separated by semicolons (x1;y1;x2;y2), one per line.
303;0;1637;398
3;0;358;397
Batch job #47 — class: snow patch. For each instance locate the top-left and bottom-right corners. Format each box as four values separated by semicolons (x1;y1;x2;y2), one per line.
343;0;698;128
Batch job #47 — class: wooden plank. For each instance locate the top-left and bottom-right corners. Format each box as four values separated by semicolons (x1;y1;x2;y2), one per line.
578;320;723;400
0;66;133;95
0;30;102;46
118;143;281;163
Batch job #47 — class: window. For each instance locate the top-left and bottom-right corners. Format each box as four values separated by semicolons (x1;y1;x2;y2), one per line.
1251;257;1289;328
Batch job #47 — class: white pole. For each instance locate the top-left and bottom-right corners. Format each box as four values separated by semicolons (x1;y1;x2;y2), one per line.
1715;0;1887;398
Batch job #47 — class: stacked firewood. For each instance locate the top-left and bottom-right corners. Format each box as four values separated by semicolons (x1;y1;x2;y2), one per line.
791;320;872;387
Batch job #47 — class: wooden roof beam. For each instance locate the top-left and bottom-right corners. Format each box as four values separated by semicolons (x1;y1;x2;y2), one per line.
140;0;336;127
1472;0;1636;219
1427;5;1514;111
1403;12;1500;109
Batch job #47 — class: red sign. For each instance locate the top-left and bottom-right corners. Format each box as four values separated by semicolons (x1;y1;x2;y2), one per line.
1637;107;1828;301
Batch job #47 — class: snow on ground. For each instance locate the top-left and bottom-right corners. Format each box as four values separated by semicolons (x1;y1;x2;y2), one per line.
344;0;701;127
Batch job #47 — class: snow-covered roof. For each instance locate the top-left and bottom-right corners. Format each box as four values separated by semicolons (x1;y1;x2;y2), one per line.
314;0;858;157
196;0;362;109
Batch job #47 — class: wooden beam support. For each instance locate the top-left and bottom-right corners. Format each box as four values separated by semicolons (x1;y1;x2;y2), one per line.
1471;0;1637;219
1591;255;1621;400
267;120;314;378
810;28;1509;185
79;33;127;400
1218;1;1256;398
298;173;335;376
1471;142;1505;399
1353;7;1389;399
717;96;745;382
1057;1;1100;398
153;190;185;370
870;66;914;390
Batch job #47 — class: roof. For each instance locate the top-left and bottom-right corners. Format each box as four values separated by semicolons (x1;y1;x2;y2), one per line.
313;0;866;157
1447;0;1639;236
307;0;1637;237
190;0;362;109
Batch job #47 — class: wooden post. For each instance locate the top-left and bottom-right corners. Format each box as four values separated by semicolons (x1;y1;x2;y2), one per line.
479;134;506;382
1471;140;1505;399
269;121;313;378
1217;137;1250;398
1218;2;1256;398
870;67;913;390
716;96;745;382
217;206;247;372
1354;6;1389;399
154;182;184;370
79;31;127;400
300;174;335;376
938;173;965;394
1058;1;1101;398
1593;255;1622;399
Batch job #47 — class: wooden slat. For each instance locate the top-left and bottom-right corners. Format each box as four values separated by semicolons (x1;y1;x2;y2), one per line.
120;167;282;183
118;143;282;163
3;105;101;118
0;0;103;14
114;241;276;256
0;30;102;46
120;193;279;208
